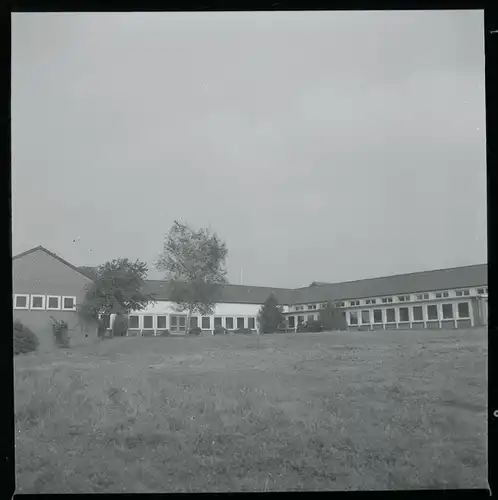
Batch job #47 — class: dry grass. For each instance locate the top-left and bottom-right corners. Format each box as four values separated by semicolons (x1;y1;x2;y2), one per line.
14;328;487;493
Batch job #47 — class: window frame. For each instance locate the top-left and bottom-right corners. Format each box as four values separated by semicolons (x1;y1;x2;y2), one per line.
373;309;383;323
412;305;423;321
349;311;358;325
399;307;409;322
248;317;256;329
202;317;211;329
30;294;46;310
427;304;438;320
382;297;393;304
442;303;454;319
46;295;61;311
62;296;77;311
157;315;167;330
143;315;154;330
225;317;234;330
386;308;396;323
360;310;370;324
13;294;29;310
129;315;140;329
457;302;470;319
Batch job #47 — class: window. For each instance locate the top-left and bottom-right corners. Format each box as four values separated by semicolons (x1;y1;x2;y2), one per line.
157;316;167;329
455;289;470;297
129;315;139;329
399;307;409;322
349;300;359;306
236;317;244;329
288;316;295;328
413;306;423;321
62;296;76;311
397;295;410;302
14;294;29;310
386;308;395;322
435;291;450;299
307;315;314;322
101;314;111;329
31;295;45;310
225;317;234;329
373;309;383;323
349;311;358;325
297;315;305;324
178;316;186;329
338;301;345;307
143;315;154;329
442;304;454;319
361;310;370;324
427;305;438;320
214;317;222;327
190;317;198;328
321;303;326;308
477;288;484;295
416;293;429;301
458;302;470;318
248;317;255;329
366;299;376;305
307;305;317;310
46;295;61;310
202;317;211;329
382;297;393;304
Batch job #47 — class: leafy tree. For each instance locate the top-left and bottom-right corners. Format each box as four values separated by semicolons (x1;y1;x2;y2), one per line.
155;220;228;332
319;301;348;331
257;293;284;334
78;258;155;331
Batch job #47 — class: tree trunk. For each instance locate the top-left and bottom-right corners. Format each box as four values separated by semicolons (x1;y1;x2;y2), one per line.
186;308;192;334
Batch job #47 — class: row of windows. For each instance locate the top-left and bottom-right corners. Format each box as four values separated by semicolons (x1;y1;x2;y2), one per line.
127;314;257;330
13;294;76;311
347;302;470;325
294;287;487;311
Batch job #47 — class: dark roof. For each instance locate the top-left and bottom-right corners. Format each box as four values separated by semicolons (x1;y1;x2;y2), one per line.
77;266;99;281
142;263;487;306
143;280;295;305
293;264;488;304
12;245;96;281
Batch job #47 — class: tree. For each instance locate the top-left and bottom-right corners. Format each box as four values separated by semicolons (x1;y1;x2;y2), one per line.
257;293;284;334
319;301;348;331
155;220;228;333
78;258;155;333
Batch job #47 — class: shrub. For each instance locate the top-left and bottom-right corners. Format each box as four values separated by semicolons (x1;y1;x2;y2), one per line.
112;313;128;337
257;293;284;334
297;322;308;333
319;301;348;331
307;319;324;333
14;320;39;355
159;329;170;337
188;326;202;336
213;326;228;335
50;317;70;348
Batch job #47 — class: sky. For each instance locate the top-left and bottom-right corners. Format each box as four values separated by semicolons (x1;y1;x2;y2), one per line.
11;10;487;288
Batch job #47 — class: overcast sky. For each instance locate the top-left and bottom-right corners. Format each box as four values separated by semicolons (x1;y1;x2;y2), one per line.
12;10;486;288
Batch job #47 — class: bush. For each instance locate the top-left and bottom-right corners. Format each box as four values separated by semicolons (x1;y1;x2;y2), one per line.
51;318;70;348
297;322;308;332
112;313;128;337
188;326;202;335
213;326;228;335
14;320;39;355
307;320;324;333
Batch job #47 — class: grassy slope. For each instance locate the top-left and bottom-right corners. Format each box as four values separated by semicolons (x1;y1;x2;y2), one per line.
14;329;487;493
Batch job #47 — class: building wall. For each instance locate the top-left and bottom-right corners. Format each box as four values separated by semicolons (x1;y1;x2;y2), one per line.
13;249;98;350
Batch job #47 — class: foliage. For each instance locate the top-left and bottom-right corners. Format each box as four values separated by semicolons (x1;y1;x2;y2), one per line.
213;326;228;335
50;317;70;348
189;326;202;336
257;293;284;334
13;320;39;355
78;258;155;322
112;313;129;337
155;220;228;332
319;301;348;331
306;319;324;333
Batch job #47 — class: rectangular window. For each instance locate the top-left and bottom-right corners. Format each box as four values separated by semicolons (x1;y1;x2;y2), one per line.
307;314;314;322
399;307;409;322
373;309;383;323
157;316;167;329
443;291;449;297
202;317;211;329
31;295;45;310
307;305;317;310
416;293;430;301
442;304;454;319
413;306;423;321
349;300;359;306
427;305;438;320
386;308;395;322
297;315;305;324
46;295;61;310
338;302;345;307
349;311;358;325
398;295;410;302
225;317;234;329
382;297;393;304
435;292;442;298
236;317;244;329
129;315;139;329
321;303;326;308
170;316;178;327
214;317;222;327
366;299;377;305
62;296;76;311
190;316;198;328
14;294;29;310
458;302;470;318
178;316;186;330
143;315;154;329
248;317;256;329
456;289;470;297
287;316;295;328
477;288;484;295
361;310;370;324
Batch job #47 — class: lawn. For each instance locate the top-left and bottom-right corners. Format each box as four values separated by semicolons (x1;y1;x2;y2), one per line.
14;328;488;493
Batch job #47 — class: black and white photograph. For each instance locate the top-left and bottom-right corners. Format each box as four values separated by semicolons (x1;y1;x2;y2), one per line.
12;10;487;493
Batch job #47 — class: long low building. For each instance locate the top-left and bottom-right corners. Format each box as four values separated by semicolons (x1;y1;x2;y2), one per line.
13;246;488;345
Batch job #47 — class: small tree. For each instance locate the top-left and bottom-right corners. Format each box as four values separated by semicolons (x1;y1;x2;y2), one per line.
319;301;348;331
257;293;284;334
155;220;229;333
78;258;155;332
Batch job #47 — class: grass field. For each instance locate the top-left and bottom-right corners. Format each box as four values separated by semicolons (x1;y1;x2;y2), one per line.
14;328;487;493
